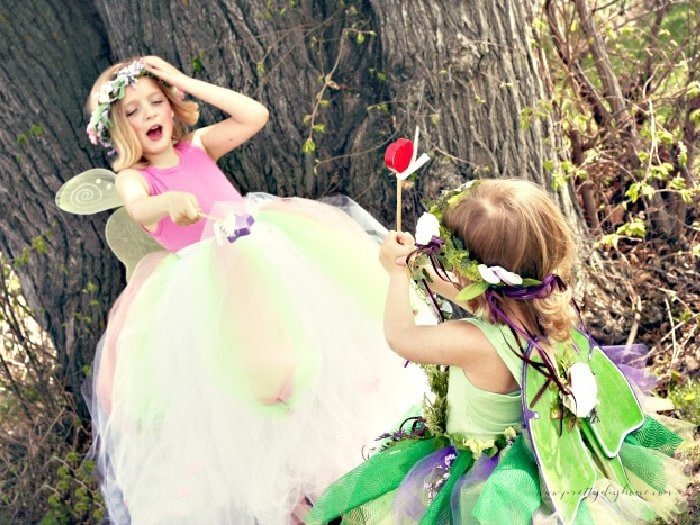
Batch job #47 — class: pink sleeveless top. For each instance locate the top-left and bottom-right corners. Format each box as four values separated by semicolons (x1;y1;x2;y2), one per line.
138;141;244;252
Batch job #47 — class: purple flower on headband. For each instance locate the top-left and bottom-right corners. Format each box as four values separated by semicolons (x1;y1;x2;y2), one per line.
478;264;523;286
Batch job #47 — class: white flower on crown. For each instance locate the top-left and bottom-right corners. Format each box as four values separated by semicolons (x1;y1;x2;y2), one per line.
477;264;523;286
562;362;598;418
97;82;114;104
415;212;441;245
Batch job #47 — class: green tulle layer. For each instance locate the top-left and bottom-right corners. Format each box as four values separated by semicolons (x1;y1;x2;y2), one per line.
306;416;685;525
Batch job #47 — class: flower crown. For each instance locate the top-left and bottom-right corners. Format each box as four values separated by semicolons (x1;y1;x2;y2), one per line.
411;180;548;303
86;61;151;153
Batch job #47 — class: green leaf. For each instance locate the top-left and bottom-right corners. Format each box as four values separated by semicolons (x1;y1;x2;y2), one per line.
356;32;365;44
680;189;694;203
678;141;688;168
301;138;316;154
650;162;674;180
616;218;646;238
626;183;640;202
668;177;686;191
596;233;619;249
455;281;489;301
312;123;325;133
687;81;700;98
657;130;674;144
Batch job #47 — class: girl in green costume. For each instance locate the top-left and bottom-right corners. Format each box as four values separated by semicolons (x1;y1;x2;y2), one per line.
306;179;689;525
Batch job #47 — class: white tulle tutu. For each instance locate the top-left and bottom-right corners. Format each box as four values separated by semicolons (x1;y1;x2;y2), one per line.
85;195;426;524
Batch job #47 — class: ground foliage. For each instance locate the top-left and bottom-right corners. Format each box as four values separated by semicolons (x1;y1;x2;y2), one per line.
536;2;700;520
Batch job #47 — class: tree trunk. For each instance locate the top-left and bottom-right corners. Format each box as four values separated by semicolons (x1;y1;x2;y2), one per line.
0;0;120;413
0;0;586;416
367;0;580;226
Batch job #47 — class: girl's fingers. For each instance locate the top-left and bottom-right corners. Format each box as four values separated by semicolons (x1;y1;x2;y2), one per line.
396;232;415;246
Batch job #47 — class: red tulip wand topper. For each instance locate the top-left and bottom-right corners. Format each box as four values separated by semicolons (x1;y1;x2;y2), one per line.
384;127;431;231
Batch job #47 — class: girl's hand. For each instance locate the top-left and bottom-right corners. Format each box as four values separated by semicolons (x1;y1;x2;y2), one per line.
141;56;190;90
165;191;200;226
380;231;416;274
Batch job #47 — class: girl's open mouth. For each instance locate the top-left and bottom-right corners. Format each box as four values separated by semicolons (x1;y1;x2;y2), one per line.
146;125;163;141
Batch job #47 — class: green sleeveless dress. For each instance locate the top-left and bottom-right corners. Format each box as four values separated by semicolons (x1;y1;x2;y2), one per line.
446;317;522;441
305;318;687;525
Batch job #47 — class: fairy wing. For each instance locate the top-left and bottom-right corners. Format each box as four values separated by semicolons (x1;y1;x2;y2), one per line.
56;168;165;279
106;208;164;280
55;168;124;214
523;345;599;525
523;330;648;524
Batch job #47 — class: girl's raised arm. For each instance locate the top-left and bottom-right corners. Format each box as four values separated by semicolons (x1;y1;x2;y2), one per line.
141;55;269;161
380;232;487;368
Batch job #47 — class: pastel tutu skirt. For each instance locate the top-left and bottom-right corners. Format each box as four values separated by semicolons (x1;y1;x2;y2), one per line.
85;194;426;524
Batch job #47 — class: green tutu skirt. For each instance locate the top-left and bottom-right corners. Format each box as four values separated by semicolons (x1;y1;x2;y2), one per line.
306;416;688;524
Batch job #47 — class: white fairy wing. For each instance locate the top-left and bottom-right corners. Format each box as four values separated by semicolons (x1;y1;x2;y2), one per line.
106;208;164;281
55;168;124;214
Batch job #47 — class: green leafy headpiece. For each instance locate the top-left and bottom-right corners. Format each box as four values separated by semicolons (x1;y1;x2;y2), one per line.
412;180;542;303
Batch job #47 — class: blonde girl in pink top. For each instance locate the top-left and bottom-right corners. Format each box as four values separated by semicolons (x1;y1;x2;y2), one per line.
74;56;425;525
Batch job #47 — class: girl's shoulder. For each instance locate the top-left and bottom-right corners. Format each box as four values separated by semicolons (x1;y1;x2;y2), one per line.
457;316;523;386
114;167;152;201
115;167;149;191
180;130;215;160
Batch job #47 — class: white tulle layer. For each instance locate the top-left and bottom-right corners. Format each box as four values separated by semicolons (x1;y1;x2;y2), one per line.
86;196;427;524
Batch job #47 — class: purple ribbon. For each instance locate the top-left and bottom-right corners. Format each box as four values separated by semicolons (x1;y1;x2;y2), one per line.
484;277;573;410
412;237;459;322
498;274;566;300
419;235;445;255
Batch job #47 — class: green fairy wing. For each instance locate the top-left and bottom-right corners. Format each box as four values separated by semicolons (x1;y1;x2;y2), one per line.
523;348;599;525
55;168;124;214
106;208;163;280
523;330;648;525
55;169;164;279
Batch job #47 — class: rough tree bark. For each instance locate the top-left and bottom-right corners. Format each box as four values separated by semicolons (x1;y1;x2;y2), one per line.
0;0;585;416
367;0;580;226
0;0;120;411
